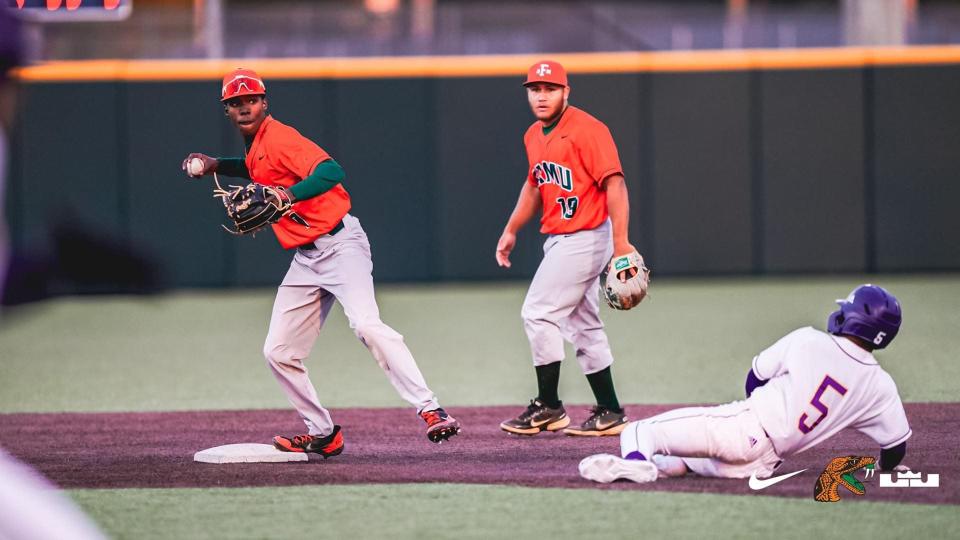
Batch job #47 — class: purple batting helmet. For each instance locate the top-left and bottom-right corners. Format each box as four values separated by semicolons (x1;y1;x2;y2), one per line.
827;284;902;349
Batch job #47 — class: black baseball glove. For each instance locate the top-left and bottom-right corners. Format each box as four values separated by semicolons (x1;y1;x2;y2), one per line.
212;174;309;235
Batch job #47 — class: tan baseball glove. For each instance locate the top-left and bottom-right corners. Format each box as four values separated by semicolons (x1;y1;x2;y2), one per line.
600;250;651;310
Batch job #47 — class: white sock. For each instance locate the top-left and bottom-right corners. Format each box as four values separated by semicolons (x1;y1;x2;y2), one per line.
652;454;688;478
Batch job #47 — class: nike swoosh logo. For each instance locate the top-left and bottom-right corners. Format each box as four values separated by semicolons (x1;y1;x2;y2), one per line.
748;469;808;490
530;416;560;428
595;418;621;431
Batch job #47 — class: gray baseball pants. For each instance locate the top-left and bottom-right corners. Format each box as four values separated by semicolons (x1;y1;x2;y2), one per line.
521;219;615;374
263;214;440;436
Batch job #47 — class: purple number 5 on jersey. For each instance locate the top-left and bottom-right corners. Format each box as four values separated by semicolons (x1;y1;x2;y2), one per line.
798;376;848;434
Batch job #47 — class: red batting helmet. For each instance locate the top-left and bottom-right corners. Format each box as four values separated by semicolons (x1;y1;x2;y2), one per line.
524;60;568;87
221;68;266;102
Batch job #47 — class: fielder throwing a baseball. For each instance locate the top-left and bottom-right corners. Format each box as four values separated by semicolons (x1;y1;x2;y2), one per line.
497;60;650;437
183;69;460;457
580;284;911;483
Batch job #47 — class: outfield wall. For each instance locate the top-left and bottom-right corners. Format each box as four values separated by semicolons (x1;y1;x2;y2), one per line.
8;49;960;288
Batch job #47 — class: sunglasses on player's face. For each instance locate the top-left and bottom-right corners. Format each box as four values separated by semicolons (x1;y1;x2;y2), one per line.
221;76;266;99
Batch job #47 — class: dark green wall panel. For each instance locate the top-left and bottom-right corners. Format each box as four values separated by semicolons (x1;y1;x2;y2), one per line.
230;238;294;288
570;73;650;259
872;66;960;271
15;83;124;253
8;65;960;290
124;82;229;287
650;72;753;274
434;77;537;280
333;78;436;281
261;80;337;153
759;69;866;272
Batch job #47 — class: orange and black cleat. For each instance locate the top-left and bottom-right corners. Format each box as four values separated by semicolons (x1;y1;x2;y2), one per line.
420;408;461;443
273;425;344;458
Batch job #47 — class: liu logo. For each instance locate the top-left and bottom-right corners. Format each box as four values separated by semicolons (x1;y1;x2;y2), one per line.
536;64;552;77
879;470;940;488
813;455;875;502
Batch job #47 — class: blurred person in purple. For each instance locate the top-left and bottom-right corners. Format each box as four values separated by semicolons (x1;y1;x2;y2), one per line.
0;3;21;299
0;7;107;540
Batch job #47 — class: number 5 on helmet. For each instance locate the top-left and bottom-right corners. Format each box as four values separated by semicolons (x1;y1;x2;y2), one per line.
601;251;651;310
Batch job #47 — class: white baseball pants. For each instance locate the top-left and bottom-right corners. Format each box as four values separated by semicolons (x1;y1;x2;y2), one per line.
619;400;782;479
263;214;440;436
521;219;615;374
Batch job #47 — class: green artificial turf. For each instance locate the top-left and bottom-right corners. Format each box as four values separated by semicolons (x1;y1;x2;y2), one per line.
1;275;958;413
68;484;960;540
5;276;959;540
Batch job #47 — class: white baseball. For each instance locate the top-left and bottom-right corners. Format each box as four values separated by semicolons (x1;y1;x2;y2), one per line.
188;157;205;176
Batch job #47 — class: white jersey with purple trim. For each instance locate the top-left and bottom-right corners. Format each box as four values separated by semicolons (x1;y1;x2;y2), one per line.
748;327;911;457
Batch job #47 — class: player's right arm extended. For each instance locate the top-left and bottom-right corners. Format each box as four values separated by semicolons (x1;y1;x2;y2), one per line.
215;157;251;178
182;152;225;177
496;182;541;267
504;181;541;233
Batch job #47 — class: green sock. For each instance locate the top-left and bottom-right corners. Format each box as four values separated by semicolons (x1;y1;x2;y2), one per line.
535;362;562;409
586;366;622;412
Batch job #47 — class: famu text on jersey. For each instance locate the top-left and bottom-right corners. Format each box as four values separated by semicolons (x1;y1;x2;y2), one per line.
533;161;574;192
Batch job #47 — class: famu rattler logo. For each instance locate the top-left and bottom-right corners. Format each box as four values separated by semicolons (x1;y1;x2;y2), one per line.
814;456;875;502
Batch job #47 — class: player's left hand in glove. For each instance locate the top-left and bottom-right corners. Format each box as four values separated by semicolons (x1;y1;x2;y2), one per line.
601;250;651;310
212;173;309;235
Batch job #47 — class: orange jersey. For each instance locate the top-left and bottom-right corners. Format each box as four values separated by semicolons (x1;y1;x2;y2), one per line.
245;116;351;249
524;106;623;234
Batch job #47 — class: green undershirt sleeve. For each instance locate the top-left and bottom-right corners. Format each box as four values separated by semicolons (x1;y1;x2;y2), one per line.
215;157;250;179
289;159;345;201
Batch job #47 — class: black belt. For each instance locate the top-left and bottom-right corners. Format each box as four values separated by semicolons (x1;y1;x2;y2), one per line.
298;220;344;250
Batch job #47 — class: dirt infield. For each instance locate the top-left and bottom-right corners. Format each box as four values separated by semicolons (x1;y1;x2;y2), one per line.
0;404;955;504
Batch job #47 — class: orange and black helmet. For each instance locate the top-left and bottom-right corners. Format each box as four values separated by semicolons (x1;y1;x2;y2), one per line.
221;68;266;102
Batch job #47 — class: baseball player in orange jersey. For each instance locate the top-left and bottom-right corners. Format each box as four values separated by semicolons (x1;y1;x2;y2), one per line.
497;60;641;437
182;69;460;456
